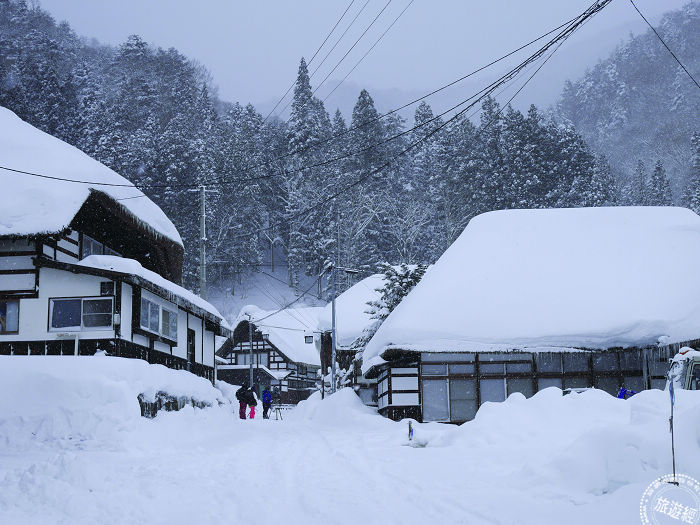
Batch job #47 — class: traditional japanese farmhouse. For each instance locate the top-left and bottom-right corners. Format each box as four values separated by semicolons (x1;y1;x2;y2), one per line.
216;305;323;403
0;107;229;381
362;207;700;423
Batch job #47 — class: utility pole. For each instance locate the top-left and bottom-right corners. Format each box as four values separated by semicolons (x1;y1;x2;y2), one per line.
248;314;254;388
328;259;359;395
199;184;207;300
331;259;337;394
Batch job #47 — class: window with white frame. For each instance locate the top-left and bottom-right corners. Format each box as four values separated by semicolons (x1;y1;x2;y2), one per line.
49;297;113;331
140;296;178;340
0;299;19;333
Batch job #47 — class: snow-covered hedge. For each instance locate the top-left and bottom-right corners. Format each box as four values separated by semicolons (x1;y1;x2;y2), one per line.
0;355;226;447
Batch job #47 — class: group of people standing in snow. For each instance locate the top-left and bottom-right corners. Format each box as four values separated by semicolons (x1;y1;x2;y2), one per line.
235;384;277;420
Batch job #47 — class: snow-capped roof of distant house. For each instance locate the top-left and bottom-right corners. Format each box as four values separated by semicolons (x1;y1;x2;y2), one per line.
75;255;228;327
318;274;385;349
236;305;324;366
0;106;182;246
363;207;700;373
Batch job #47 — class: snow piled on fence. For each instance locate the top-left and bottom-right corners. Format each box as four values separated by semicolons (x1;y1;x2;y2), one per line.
0;355;224;448
0;357;699;524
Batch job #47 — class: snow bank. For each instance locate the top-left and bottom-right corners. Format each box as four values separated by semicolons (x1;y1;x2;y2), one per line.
421;388;700;500
0;106;181;245
364;207;700;372
0;356;225;448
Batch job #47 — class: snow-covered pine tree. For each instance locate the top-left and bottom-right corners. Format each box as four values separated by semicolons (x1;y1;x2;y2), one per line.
648;160;673;205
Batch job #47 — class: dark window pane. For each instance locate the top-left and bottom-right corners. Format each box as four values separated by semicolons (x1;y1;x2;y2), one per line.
422;364;447;376
449;364;475;375
449;379;477;421
480;378;506;403
140;298;149;329
149;303;159;332
83;314;112;328
593;353;618;371
563;354;589;372
507;362;532;373
595;376;620;396
623;375;645;392
507;378;534;398
619;351;643;371
480;363;505;374
0;300;19;333
422;379;449;421
536;354;562;373
650;379;666;390
51;299;81;329
563;376;589;389
538;377;562;390
83;299;112;314
423;353;474;362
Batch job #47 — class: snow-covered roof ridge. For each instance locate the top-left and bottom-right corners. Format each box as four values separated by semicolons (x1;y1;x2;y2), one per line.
234;304;324;366
76;255;227;326
363;206;700;373
0;106;182;246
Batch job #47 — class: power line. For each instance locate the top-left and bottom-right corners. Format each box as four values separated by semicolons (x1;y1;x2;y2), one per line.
275;0;390;118
252;277;321;323
628;0;699;89
262;0;357;124
2;12;582;195
312;0;393;97
309;0;371;81
230;0;612;242
322;0;414;103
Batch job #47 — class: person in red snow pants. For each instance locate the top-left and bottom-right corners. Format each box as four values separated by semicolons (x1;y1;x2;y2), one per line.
249;404;255;419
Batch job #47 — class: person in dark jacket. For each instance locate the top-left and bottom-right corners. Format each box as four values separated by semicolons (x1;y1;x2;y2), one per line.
235;384;248;420
246;386;258;419
261;388;272;419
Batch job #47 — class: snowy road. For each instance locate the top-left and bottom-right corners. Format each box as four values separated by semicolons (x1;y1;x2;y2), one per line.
1;384;699;524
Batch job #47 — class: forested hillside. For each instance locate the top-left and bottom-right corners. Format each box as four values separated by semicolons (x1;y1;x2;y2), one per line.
556;1;699;204
1;0;625;297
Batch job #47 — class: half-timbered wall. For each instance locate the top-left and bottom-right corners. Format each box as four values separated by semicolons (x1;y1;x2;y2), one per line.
0;238;37;297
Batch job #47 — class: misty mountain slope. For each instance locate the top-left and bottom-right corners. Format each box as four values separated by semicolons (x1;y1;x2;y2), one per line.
556;1;699;198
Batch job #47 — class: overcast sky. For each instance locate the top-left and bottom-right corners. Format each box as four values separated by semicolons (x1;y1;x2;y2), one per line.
39;0;687;118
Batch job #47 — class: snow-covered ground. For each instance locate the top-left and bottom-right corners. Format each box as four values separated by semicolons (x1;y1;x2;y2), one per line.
1;356;699;524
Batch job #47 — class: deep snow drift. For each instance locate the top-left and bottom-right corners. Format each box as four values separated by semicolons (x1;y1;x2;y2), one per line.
0;357;698;524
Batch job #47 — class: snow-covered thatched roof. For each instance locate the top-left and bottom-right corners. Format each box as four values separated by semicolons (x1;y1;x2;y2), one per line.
363;207;700;373
236;305;324;366
0;107;181;246
317;274;384;350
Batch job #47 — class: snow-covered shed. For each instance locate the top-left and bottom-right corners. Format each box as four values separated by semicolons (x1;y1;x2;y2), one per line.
216;305;323;403
0;107;229;381
363;207;700;422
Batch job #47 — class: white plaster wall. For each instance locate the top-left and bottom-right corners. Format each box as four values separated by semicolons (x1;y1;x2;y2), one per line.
391;376;418;391
187;313;203;363
172;309;188;359
203;329;215;367
390;393;419;406
120;284;132;340
0;267;115;342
